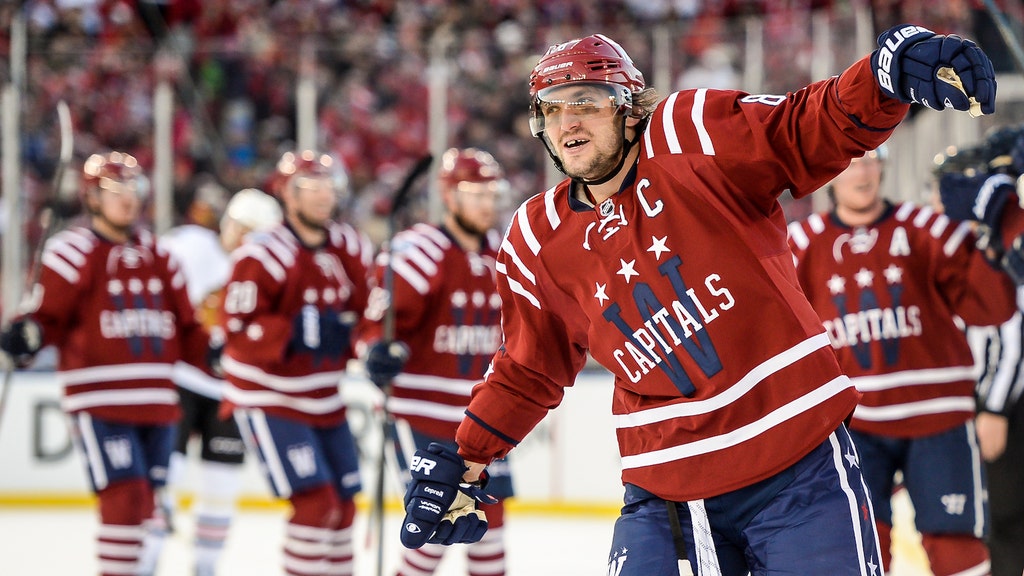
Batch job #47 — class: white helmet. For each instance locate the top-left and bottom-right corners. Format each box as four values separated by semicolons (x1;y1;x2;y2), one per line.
222;188;282;233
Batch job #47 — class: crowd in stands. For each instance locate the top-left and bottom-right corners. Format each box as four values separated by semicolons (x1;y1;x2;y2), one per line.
0;0;1009;245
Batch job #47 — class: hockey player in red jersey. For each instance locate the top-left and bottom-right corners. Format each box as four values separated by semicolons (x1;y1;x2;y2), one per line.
159;186;282;576
0;151;212;576
359;147;513;576
380;26;1001;575
788;145;1015;575
218;150;372;576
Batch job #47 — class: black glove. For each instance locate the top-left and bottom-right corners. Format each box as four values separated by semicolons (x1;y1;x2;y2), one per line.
0;318;43;368
938;172;1015;230
871;24;996;115
365;340;410;388
400;442;497;549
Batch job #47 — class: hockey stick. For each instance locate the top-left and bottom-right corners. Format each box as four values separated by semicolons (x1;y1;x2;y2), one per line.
0;100;72;438
979;0;1024;75
370;153;432;576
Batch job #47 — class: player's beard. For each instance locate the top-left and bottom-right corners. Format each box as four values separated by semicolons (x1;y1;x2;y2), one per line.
452;210;488;239
561;123;626;182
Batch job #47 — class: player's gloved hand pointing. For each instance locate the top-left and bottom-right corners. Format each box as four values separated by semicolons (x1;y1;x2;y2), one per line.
365;340;409;388
871;24;996;115
0;317;43;368
400;442;497;549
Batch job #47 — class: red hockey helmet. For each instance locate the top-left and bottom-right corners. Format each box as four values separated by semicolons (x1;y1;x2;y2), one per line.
439;147;509;204
81;151;147;202
271;149;349;201
528;34;646;138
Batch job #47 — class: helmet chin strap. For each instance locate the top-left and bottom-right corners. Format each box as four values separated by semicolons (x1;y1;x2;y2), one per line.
542;115;648;189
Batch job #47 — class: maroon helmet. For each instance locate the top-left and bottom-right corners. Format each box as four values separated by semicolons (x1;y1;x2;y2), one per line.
439;148;504;188
271;149;349;200
528;34;646;139
81;151;146;202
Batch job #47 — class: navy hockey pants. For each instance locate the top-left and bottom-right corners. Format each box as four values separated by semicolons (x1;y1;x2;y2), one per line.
608;425;882;576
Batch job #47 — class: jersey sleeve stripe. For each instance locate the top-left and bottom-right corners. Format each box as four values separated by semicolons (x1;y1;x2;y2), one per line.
616;332;833;427
894;202;915;221
232;245;286;282
620;375;853;469
943;220;971;256
224;386;345;415
517;206;542;256
543;187;560;230
787;222;809;250
913;206;934;228
929;213;949;238
61;388;179;412
222;356;347;391
402;231;445;261
691;88;716;156
499;238;536;285
851;396;976;421
643;117;654;159
501;272;542;310
660;92;683;154
57;362;175;385
49;238;88;266
850;365;976;391
399;244;440;276
413;223;453;248
808;213;825;234
393;372;478;395
386;397;467;422
42;250;81;283
392;254;431;295
263;234;297;268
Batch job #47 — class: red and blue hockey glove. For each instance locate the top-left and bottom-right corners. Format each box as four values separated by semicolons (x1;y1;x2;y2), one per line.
871;24;995;115
400;442;497;549
365;340;409;389
0;317;42;368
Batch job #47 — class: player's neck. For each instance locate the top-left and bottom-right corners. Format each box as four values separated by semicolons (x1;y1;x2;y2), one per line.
578;145;640;206
91;216;131;244
286;214;326;247
835;199;886;227
444;214;483;252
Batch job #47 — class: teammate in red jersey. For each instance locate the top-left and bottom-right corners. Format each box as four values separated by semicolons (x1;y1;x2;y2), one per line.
218;150;372;576
159;186;282;576
359;147;513;576
788;146;1015;575
0;151;212;576
379;26;1001;575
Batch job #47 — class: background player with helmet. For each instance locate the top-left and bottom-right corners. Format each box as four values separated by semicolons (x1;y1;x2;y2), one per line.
218;150;372;576
788;142;1015;575
376;25;1000;575
935;125;1024;576
359;147;513;576
159;186;282;576
0;151;213;576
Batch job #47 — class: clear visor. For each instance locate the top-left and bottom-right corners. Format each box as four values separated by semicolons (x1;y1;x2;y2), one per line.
98;175;149;200
455;179;511;209
529;82;630;137
291;173;349;201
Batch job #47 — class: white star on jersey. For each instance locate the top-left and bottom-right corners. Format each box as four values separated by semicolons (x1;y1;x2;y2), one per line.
594;282;609;306
883;263;903;285
855;267;874;288
617;259;639;283
827;274;846;295
647;236;670;261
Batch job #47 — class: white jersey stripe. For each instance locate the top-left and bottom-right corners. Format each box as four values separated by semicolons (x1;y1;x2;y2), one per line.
913;206;934;228
661;92;683;154
787;222;809;250
620;375;850;469
392;254;431;295
400;230;445;261
929;213;949;238
894;202;915;221
850;365;976;392
392;372;477;396
222;356;345;392
386;397;467;422
944;220;971;257
58;363;175;385
616;332;834;427
42;251;80;284
62;388;179;412
643;117;655;159
517;206;542;256
232;244;286;282
76;412;109;490
692;88;715;156
808;213;826;234
223;385;346;414
851;396;975;421
50;238;88;266
827;432;870;576
544;187;561;230
264;231;297;267
247;409;293;498
502;274;541;310
499;238;536;286
401;243;440;276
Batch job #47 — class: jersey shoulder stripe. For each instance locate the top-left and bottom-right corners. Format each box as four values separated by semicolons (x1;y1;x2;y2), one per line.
42;227;98;284
496;185;567;310
328;221;373;265
391;224;449;295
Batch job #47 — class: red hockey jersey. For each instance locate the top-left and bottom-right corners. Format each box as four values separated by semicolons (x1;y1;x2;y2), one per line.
455;57;911;502
220;223;372;427
28;226;208;425
358;223;502;439
789;203;1015;437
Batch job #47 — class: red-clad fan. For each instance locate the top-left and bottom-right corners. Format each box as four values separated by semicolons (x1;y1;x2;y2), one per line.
218;150;372;576
358;147;512;576
789;146;1015;575
0;151;212;576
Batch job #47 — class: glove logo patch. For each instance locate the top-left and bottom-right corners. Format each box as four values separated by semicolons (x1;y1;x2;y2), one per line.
418;501;443;515
404;523;421;534
410;455;437;474
423;486;444;498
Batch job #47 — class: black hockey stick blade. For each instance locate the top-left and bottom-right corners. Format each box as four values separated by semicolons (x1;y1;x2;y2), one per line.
389;154;433;219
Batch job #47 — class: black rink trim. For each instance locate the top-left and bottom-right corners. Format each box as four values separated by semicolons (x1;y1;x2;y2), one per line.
464;409;519;447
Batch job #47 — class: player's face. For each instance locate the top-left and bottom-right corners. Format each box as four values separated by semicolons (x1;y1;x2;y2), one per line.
285;174;336;227
448;180;504;235
831;153;884;213
91;177;143;230
537;83;625;181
